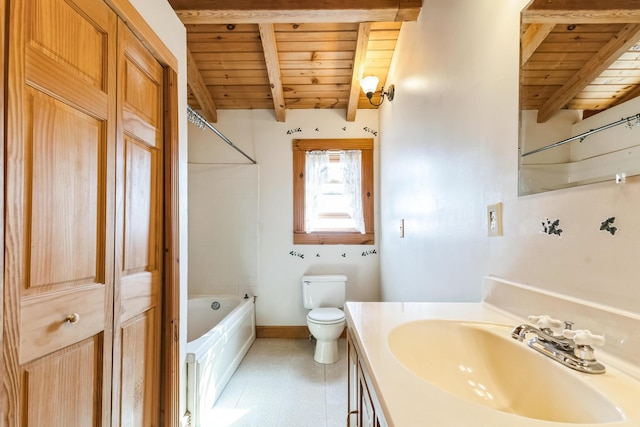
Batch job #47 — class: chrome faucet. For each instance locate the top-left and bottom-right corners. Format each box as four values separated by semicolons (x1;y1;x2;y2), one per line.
511;315;606;374
511;315;573;351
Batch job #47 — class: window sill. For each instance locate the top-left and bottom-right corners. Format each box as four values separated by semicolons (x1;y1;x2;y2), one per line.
293;231;374;245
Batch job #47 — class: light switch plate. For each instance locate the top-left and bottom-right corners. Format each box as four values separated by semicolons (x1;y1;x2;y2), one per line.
487;203;503;237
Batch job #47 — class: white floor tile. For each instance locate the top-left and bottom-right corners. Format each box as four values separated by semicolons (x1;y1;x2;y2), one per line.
209;338;347;427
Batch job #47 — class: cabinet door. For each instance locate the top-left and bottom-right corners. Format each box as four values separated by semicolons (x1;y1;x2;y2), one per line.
3;0;117;424
347;333;359;426
112;21;164;427
359;363;376;427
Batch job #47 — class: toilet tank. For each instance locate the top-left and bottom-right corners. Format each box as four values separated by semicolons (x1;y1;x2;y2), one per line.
301;274;347;309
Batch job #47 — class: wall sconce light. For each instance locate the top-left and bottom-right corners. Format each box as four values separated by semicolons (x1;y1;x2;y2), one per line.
360;76;395;106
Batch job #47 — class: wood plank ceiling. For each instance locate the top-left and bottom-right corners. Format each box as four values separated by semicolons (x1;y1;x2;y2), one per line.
521;0;640;123
168;0;422;122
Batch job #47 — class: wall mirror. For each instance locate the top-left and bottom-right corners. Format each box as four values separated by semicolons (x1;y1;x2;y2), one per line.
519;1;640;196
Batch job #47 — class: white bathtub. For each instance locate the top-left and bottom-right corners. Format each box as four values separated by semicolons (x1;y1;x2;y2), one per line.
186;295;256;426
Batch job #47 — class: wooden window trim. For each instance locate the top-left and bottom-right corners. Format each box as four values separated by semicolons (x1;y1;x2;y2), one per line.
293;138;374;245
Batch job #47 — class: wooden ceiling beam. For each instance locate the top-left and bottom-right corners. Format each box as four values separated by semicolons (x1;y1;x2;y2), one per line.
396;0;422;21
186;47;218;123
521;23;554;66
258;24;286;122
537;23;640;123
347;23;372;122
523;0;640;24
169;0;421;24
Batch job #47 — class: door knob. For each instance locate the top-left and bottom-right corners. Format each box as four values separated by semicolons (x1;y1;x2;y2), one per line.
65;313;80;324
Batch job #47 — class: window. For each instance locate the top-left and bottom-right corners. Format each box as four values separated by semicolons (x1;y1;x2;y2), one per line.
293;139;374;244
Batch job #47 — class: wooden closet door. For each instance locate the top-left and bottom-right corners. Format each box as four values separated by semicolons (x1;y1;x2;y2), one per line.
112;21;164;427
3;0;117;425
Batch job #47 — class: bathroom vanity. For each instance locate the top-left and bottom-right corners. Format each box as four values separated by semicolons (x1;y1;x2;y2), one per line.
347;329;388;427
344;279;640;427
346;302;514;427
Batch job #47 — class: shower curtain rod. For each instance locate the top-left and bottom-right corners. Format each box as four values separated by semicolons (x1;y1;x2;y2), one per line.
187;105;257;164
521;112;640;157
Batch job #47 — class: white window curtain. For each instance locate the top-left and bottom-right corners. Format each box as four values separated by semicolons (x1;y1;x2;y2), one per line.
305;149;365;234
342;150;365;234
305;150;330;232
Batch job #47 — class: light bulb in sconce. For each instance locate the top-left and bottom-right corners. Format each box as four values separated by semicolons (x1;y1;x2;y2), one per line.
360;76;379;96
360;75;395;106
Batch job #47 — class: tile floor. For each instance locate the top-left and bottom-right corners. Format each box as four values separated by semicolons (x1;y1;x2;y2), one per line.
202;338;348;427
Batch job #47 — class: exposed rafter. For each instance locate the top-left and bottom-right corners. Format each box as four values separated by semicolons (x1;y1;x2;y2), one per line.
259;24;286;122
186;47;217;123
347;23;371;122
522;0;640;24
537;23;640;123
520;23;554;66
173;2;416;120
169;0;422;24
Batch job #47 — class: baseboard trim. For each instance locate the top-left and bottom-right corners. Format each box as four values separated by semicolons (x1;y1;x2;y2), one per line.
256;326;310;339
255;326;347;339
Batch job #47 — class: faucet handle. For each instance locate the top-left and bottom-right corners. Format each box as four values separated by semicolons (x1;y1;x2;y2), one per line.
527;314;564;330
562;329;606;347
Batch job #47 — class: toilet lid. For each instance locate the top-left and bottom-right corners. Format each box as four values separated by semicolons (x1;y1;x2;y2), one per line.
307;308;345;323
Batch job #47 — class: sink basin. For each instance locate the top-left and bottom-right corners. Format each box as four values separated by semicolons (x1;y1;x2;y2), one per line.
388;320;624;424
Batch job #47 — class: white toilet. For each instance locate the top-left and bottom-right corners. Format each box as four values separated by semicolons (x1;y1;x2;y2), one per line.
302;274;347;364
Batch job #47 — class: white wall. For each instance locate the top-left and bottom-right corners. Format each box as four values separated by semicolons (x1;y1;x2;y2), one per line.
520;109;578;162
380;0;640;316
571;96;640;161
520;97;640;193
188;163;259;297
379;0;520;302
188;109;381;326
128;0;188;415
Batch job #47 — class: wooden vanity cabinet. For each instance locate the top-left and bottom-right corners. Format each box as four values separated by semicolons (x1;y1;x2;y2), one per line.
347;329;388;427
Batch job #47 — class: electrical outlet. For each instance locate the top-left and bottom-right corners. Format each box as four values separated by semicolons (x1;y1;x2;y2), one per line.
487;203;503;237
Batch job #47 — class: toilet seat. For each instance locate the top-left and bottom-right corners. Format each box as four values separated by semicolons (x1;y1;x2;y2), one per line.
307;307;345;325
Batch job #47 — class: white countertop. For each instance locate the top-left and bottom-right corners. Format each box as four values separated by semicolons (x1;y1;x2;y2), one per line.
345;301;640;427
